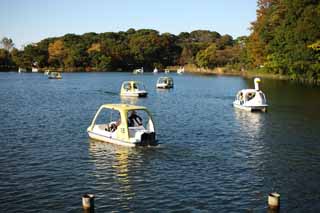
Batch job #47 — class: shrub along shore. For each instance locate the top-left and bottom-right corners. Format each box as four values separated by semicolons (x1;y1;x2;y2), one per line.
168;64;320;85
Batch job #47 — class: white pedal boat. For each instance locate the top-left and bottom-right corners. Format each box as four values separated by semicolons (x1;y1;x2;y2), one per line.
120;81;148;97
156;77;174;89
233;78;268;112
87;104;157;147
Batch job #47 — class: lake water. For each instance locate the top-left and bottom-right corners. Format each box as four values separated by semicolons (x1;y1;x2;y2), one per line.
0;72;320;212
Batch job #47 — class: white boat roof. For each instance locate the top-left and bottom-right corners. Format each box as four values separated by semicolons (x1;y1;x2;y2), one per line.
122;81;144;84
100;104;148;112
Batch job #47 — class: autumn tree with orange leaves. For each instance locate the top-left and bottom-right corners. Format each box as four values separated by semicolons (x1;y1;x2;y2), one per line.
48;39;67;68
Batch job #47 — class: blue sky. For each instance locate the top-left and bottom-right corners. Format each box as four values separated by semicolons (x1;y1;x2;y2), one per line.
0;0;257;48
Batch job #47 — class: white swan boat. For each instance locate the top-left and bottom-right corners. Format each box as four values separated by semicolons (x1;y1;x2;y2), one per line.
177;67;185;74
120;81;148;97
48;72;62;79
153;67;158;73
18;67;26;73
133;67;144;74
233;78;268;112
87;104;157;147
156;77;174;89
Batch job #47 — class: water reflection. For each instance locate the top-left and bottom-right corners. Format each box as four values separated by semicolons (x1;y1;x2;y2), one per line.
88;140;137;209
233;109;265;138
156;88;173;94
232;109;267;167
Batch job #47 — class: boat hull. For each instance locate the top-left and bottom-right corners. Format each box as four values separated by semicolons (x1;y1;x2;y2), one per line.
88;130;137;147
156;84;173;89
120;92;148;97
48;77;62;79
233;102;268;112
88;130;157;147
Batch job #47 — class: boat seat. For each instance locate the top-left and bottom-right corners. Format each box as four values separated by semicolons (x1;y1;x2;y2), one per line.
128;126;145;137
97;124;108;131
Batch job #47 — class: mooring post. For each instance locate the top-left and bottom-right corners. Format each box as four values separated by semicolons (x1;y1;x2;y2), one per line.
268;192;280;211
82;194;95;212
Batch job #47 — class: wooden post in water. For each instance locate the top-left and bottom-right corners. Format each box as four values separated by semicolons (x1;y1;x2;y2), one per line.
268;192;280;210
82;194;95;212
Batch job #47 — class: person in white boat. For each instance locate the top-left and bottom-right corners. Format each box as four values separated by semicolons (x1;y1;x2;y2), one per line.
111;119;121;132
133;83;138;90
105;115;121;132
125;83;132;91
128;110;142;127
239;92;244;104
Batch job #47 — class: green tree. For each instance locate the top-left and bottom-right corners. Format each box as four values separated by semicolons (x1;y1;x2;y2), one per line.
128;30;163;69
1;37;14;51
179;46;194;65
216;34;234;49
3;28;243;72
98;55;112;70
0;49;11;68
195;44;218;68
248;0;320;80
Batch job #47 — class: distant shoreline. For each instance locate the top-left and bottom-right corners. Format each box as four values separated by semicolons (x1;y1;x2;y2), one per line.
1;65;319;85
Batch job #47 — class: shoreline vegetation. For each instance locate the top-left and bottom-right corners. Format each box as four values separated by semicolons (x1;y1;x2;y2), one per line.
2;63;318;85
1;62;320;85
167;64;320;85
0;1;319;85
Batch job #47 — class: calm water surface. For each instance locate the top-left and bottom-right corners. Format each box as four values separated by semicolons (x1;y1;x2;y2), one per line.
0;72;320;212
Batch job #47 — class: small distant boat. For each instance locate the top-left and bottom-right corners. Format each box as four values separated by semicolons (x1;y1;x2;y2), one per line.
48;72;62;79
120;81;148;97
233;78;268;112
177;66;185;74
32;67;38;73
18;67;26;73
87;104;157;147
156;77;174;89
153;67;158;73
133;67;144;74
44;70;50;75
164;69;170;74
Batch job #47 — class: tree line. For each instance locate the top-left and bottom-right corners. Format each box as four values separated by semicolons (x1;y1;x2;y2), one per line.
0;0;319;81
0;29;242;72
248;0;320;80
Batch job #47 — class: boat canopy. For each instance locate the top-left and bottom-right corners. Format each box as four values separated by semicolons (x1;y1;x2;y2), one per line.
99;104;148;112
158;77;173;82
87;104;154;142
122;81;145;90
88;104;151;131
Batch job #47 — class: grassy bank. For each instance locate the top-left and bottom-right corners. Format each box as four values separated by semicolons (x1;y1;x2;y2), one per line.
167;64;289;79
167;64;320;85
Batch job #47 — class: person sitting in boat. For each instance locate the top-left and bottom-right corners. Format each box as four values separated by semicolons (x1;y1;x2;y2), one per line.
124;83;131;91
133;83;138;90
247;92;255;101
239;92;244;105
128;110;142;127
106;118;121;132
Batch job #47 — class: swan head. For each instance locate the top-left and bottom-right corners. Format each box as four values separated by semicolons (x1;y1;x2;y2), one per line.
254;78;261;90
